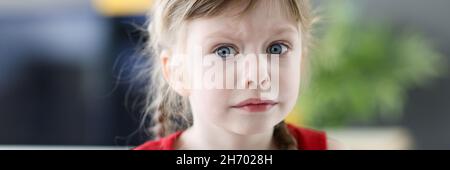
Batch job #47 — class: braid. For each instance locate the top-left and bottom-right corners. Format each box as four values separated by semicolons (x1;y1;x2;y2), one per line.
273;121;298;150
152;104;169;138
150;81;192;139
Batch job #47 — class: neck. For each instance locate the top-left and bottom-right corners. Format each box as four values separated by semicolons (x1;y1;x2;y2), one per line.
176;122;276;150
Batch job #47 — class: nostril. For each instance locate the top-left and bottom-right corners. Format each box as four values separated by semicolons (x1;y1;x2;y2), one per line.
247;79;257;89
259;77;271;90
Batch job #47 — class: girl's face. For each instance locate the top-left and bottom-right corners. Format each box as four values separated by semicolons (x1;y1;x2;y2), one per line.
173;1;303;135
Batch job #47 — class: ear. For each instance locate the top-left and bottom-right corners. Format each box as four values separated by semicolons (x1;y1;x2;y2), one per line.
160;50;190;97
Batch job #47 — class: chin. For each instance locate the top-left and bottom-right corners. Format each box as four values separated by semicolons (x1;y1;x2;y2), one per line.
217;107;288;135
225;118;279;135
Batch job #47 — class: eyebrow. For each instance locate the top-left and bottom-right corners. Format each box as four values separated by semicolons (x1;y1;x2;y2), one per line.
203;25;298;43
271;25;299;36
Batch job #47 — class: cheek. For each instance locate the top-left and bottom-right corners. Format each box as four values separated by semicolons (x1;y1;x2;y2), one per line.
281;67;300;97
189;89;231;118
278;54;302;111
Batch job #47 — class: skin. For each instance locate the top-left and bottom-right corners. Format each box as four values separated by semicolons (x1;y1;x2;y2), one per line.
160;0;342;150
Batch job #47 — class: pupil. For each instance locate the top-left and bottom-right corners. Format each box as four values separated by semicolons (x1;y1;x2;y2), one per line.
217;47;230;58
271;45;281;54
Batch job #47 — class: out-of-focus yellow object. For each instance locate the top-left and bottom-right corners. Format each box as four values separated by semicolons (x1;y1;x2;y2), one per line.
285;103;304;126
93;0;154;16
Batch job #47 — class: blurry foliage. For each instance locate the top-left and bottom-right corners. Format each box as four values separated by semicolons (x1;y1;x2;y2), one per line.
296;1;447;128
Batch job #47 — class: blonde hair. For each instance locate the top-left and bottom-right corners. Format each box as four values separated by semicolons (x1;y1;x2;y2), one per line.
142;0;315;150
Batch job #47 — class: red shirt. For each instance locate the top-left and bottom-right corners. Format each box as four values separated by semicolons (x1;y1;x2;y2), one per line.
133;124;327;150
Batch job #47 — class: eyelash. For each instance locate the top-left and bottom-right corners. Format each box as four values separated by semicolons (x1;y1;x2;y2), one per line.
268;41;291;54
272;41;291;49
211;41;292;58
212;43;238;51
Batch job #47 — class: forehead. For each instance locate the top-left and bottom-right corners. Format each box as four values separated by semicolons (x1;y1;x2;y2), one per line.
185;0;300;40
212;0;298;27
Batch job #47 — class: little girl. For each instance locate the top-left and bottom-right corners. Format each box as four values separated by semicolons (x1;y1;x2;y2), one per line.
134;0;338;150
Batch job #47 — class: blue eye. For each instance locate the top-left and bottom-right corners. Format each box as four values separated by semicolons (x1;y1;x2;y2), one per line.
215;46;237;58
267;43;288;55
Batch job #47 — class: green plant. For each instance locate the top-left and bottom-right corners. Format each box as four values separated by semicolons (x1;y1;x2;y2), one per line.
298;1;447;128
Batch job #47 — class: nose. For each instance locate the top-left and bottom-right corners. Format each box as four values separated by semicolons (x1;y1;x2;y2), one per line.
242;54;271;90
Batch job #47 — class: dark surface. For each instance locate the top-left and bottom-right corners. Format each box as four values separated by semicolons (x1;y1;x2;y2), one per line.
0;5;146;146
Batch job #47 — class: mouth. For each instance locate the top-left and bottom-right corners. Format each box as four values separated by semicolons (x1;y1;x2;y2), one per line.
231;98;278;112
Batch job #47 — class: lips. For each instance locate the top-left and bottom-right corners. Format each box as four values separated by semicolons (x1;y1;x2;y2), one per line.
231;98;278;112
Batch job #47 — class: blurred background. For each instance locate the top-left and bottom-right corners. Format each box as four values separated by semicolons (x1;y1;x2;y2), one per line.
0;0;448;150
